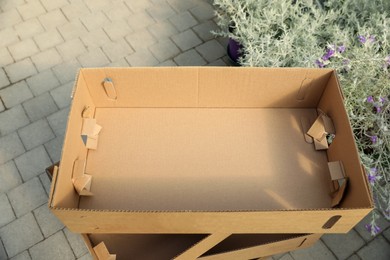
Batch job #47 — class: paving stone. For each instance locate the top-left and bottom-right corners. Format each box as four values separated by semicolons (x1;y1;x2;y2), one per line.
147;2;176;22
0;48;13;67
31;48;63;72
58;20;88;40
56;38;87;61
77;253;93;260
172;29;202;51
126;49;159;66
84;0;112;13
23;93;58;121
81;28;111;48
124;0;152;13
322;229;365;259
0;0;25;12
0;161;22;194
44;134;64;163
272;253;289;260
355;213;390;242
50;82;74;109
0;68;10;89
207;58;227;66
77;48;110;67
0;133;25;164
169;11;198;32
0;101;4;112
125;30;156;51
193;20;219;41
347;254;361;260
10;251;31;260
0;9;22;30
0;28;18;48
34;30;64;51
108;58;130;67
102;39;134;62
384;227;390;242
290;240;336;260
4;58;37;83
0;105;30;135
40;0;68;11
63;228;88;258
190;2;216;21
174;49;207;66
81;11;109;31
167;0;198;12
0;81;34;108
149;39;180;62
30;231;74;260
0;240;8;260
47;107;70;136
61;0;91;21
0;213;43;258
26;70;60;96
127;11;155;31
196;39;225;62
18;1;46;20
103;20;133;41
357;236;390;259
104;2;132;22
39;172;53;196
34;204;64;238
18;119;55;150
158;60;177;66
14;19;45;40
148;20;178;39
14;146;52;182
53;60;80;84
0;194;15;228
8;177;47;217
39;9;68;30
278;254;294;260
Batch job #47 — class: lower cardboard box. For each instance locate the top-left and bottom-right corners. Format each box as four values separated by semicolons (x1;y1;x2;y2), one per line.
82;233;322;260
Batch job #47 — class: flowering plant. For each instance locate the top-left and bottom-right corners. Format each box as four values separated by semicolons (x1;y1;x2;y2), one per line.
213;0;390;235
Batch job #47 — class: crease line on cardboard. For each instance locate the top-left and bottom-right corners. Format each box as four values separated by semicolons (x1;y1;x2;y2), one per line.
72;158;93;196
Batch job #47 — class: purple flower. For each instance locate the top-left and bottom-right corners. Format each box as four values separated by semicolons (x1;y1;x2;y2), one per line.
369;35;376;43
367;96;374;103
315;59;325;68
322;48;335;61
375;105;382;113
370;136;378;144
365;223;381;235
337;45;346;53
380;97;387;103
368;168;380;185
358;35;367;44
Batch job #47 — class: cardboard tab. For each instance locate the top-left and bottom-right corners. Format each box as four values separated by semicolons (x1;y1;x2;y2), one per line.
328;161;345;180
307;114;335;141
103;78;117;100
72;159;93;196
93;242;116;260
328;161;347;207
81;118;102;150
331;178;348;207
300;117;314;144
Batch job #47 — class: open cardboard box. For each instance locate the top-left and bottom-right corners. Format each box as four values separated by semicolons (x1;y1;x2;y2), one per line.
82;233;321;260
49;67;373;233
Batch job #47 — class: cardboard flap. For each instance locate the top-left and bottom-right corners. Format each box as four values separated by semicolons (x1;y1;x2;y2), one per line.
307;114;335;141
331;178;348;207
328;161;347;207
300;117;314;144
314;137;328;150
81;118;102;150
93;242;116;260
48;166;59;207
102;78;117;100
328;161;345;181
72;159;93;196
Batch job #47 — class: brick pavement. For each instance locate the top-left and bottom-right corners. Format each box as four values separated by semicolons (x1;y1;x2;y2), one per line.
0;0;389;259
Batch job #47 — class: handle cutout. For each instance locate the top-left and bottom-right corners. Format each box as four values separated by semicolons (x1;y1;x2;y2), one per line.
322;215;341;229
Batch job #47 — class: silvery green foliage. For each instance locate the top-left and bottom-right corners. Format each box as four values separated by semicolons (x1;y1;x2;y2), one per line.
214;0;390;234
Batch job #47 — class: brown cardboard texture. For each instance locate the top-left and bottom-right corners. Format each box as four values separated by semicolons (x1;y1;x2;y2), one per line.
49;67;373;234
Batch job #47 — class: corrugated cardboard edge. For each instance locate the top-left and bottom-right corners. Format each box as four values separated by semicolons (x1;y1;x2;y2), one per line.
48;166;59;207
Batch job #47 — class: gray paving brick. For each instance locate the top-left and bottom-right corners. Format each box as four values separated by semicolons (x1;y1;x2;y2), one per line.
0;194;15;228
278;254;294;260
0;0;24;12
208;58;227;66
0;213;43;258
193;20;219;41
34;204;64;238
0;81;34;108
149;39;180;62
84;0;112;13
172;29;202;51
58;20;88;40
167;0;198;12
104;1;132;22
14;19;45;40
196;39;225;62
77;253;93;260
31;48;63;72
290;240;336;260
174;49;207;66
30;231;75;260
22;92;58;121
0;68;10;89
127;11;155;31
148;20;178;39
50;82;74;109
125;30;156;51
34;30;64;51
322;229;365;259
0;133;25;164
77;48;110;67
102;39;134;62
8;177;47;217
103;20;133;41
147;2;176;22
4;58;37;83
81;28;111;48
0;101;4;112
0;28;19;49
14;145;52;182
158;60;177;66
18;119;55;150
52;60;80;84
0;161;22;194
39;172;53;197
63;228;88;258
39;9;68;30
40;0;68;11
10;251;31;260
357;236;390;259
190;2;216;21
169;11;198;32
0;239;7;260
0;105;30;135
0;213;43;257
108;58;130;67
56;38;87;61
355;213;390;242
124;0;152;13
81;11;109;31
47;107;70;136
61;0;91;21
0;48;13;67
17;1;46;20
26;70;60;96
126;49;159;66
0;9;22;30
347;254;361;260
384;227;390;242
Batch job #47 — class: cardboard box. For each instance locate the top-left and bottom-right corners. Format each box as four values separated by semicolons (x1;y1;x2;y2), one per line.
82;233;322;260
49;67;373;233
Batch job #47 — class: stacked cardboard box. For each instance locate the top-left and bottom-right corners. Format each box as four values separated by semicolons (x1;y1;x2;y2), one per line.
48;67;373;259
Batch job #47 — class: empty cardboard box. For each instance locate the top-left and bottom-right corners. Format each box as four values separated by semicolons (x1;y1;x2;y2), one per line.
49;67;373;234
